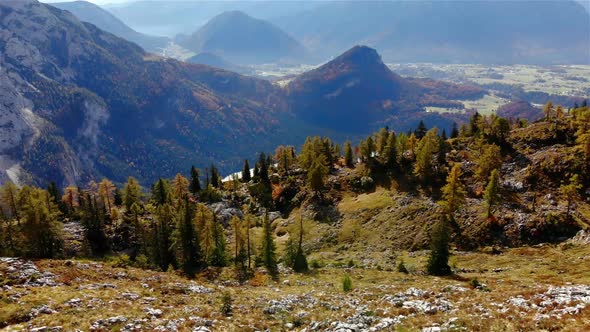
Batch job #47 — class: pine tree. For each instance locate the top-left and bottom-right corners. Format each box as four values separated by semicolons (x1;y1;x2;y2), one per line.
210;165;220;188
189;166;201;194
261;211;278;279
258;153;270;187
210;214;228;267
383;132;397;169
153;204;176;270
82;193;110;256
174;197;203;277
415;120;428;139
113;188;123;206
344;141;354;167
123;177;142;210
152;178;171;206
242;160;251;182
293;217;308;272
440;163;466;217
451;122;459;139
484;169;501;218
47;182;67;214
426;217;452;276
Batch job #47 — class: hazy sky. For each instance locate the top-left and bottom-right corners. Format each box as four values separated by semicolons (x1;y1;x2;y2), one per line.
43;0;133;4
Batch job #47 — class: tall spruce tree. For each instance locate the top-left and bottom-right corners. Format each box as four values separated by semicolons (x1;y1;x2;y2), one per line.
189;166;201;194
261;211;278;279
293;217;308;272
426;216;452;276
210;214;228;267
174;197;203;276
344;141;354;167
242;160;251;182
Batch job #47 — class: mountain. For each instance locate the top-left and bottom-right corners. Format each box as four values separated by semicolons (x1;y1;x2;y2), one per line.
0;0;288;187
497;101;543;123
286;46;485;133
180;11;307;65
272;0;590;64
106;1;323;38
186;52;252;75
51;1;169;53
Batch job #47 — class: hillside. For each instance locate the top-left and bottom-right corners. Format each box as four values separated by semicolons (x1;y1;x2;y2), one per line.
0;0;287;187
1;106;590;330
180;11;307;65
272;0;590;64
286;46;485;133
186;52;252;75
51;1;169;53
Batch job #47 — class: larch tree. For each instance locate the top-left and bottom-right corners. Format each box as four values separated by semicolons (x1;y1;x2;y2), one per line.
413;128;439;183
440;163;466;217
307;155;328;196
2;181;20;220
426;216;452;276
172;173;189;201
98;178;115;213
476;144;502;181
123;177;142;210
210;214;228;267
560;174;582;219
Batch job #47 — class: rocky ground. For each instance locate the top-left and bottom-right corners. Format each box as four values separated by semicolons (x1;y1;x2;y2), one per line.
3;239;590;332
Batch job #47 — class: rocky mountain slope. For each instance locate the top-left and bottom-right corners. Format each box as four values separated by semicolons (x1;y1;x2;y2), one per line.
0;0;503;188
180;11;307;65
51;0;169;53
0;0;287;187
286;46;485;133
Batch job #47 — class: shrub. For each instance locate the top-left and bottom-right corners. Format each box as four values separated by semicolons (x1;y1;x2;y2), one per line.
221;292;233;317
342;274;353;293
347;259;355;268
397;260;409;274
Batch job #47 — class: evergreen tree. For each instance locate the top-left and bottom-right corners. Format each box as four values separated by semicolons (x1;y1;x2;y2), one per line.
47;182;66;214
153;204;176;270
189;166;201;194
383;131;398;169
469;112;482;136
451;122;459;139
242;160;251;182
293;217;308;272
210;214;228;267
123;177;142;210
113;188;123;206
440;163;466;217
344;141;354;167
261;212;278;279
253;163;260;179
82;193;110;256
210;165;220;188
258;153;270;186
415;120;428;139
174;197;203;276
152;178;172;206
484;169;501;218
426;217;452;276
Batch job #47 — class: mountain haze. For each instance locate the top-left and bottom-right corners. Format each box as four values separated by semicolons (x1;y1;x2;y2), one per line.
180;11;307;65
272;0;590;64
51;0;169;52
